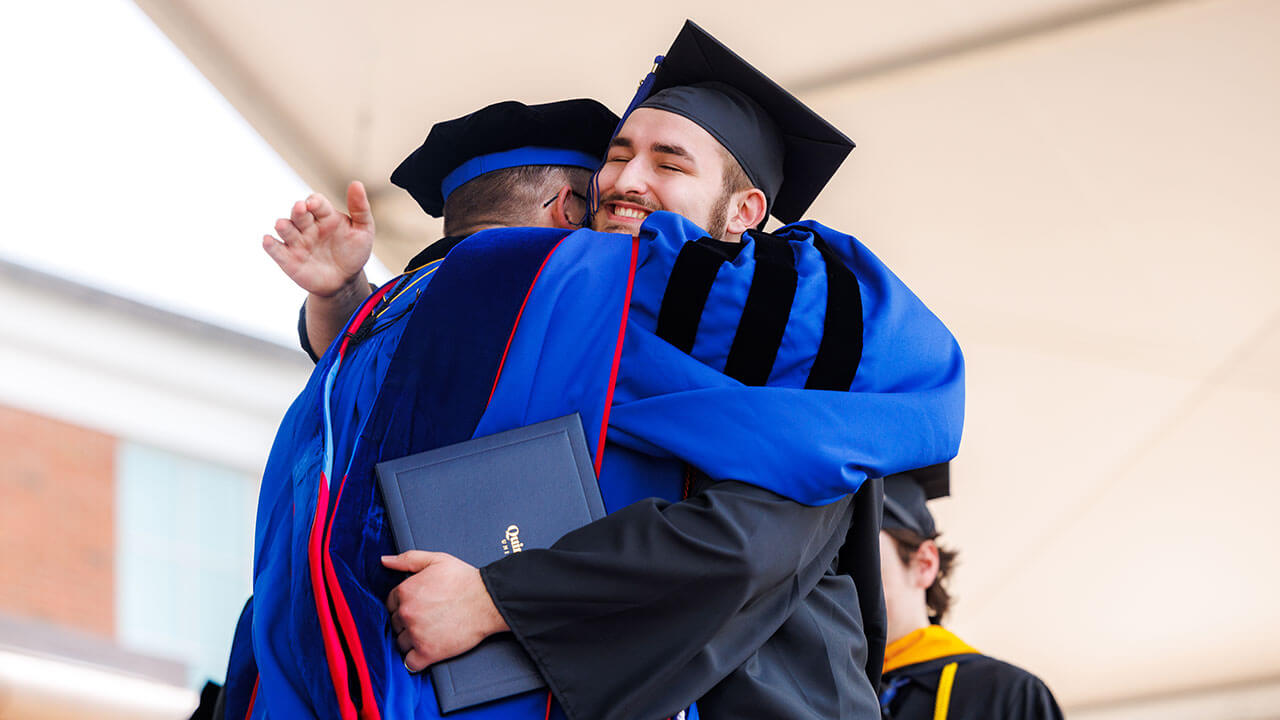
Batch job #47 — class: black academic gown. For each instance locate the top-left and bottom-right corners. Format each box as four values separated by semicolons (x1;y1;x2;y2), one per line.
881;654;1063;720
482;474;885;720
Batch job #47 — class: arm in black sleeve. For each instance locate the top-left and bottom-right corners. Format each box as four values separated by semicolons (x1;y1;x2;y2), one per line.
297;282;380;364
479;479;854;720
298;299;320;363
693;478;885;720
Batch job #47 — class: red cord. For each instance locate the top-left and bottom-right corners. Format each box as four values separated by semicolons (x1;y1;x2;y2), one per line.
544;690;553;720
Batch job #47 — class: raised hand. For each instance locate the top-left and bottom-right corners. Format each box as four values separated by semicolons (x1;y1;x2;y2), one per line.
263;181;375;297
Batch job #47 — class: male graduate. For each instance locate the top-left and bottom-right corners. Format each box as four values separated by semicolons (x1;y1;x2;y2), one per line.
878;465;1063;720
371;22;959;720
246;21;963;720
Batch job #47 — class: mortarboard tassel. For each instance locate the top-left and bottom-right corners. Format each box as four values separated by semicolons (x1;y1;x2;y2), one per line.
586;55;664;225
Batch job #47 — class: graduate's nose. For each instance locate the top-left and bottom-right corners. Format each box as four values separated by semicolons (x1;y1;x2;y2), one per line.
611;158;651;197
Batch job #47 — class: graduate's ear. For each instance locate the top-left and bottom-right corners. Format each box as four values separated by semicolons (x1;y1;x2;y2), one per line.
911;540;941;589
723;188;768;237
547;184;579;230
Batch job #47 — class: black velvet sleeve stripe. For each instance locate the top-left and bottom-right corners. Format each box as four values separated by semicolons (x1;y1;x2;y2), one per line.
804;232;863;391
654;240;729;353
298;300;320;363
723;232;798;386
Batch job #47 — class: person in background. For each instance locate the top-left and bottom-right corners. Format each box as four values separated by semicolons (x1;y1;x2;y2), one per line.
878;464;1063;720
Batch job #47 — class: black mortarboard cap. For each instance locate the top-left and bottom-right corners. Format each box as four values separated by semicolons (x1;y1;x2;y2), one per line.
882;463;951;538
392;99;619;217
630;21;854;223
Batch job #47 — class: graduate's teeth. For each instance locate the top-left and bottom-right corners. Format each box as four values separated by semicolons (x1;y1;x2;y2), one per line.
614;206;649;220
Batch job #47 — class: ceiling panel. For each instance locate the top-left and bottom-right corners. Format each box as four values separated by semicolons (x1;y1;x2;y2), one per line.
805;0;1280;380
132;0;1144;263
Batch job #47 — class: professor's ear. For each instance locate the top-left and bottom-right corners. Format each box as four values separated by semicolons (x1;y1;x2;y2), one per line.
548;184;579;230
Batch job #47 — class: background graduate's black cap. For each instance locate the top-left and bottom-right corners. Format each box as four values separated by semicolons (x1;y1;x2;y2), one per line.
392;99;619;217
882;463;951;538
631;21;854;224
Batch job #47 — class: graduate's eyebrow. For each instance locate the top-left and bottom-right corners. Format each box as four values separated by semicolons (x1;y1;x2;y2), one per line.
651;142;693;161
608;136;694;164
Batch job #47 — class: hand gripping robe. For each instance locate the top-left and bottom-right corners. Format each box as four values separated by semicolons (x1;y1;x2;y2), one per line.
237;211;964;719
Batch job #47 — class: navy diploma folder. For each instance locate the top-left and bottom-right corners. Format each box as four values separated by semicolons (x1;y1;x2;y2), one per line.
375;414;606;714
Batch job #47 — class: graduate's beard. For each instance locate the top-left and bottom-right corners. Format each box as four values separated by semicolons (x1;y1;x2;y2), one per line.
593;192;662;234
703;191;731;241
594;191;730;240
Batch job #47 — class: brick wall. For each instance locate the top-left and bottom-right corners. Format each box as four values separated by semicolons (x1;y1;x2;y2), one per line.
0;404;115;637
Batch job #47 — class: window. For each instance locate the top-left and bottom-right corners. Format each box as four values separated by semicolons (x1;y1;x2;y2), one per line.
115;443;255;688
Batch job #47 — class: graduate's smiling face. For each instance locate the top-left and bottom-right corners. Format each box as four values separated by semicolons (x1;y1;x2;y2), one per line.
593;108;765;240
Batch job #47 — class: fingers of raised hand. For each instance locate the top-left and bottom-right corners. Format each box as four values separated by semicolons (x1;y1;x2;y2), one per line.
262;234;292;266
308;193;337;222
346;181;375;230
290;200;317;232
274;217;305;245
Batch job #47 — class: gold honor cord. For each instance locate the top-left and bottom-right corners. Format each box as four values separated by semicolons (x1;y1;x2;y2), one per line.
933;662;959;720
373;259;445;322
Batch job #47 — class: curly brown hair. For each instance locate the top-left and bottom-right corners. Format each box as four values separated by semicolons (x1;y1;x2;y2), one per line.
884;527;959;624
